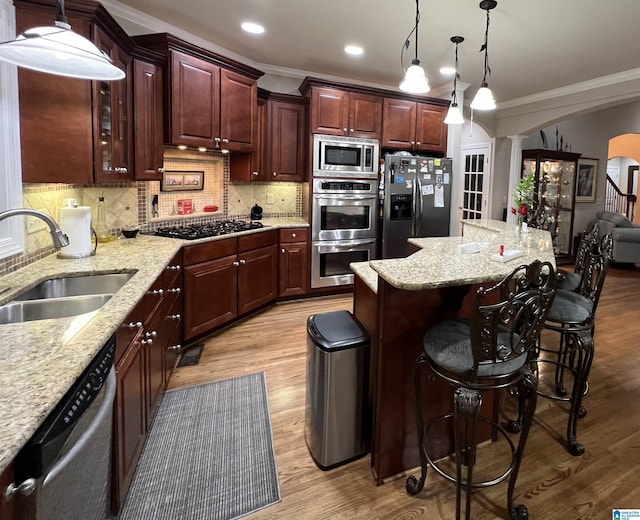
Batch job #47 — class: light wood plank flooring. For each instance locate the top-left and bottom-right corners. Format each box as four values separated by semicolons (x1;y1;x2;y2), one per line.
167;265;640;519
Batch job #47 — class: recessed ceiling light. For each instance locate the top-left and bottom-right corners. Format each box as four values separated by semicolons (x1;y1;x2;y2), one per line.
440;66;456;75
345;45;364;56
241;22;265;34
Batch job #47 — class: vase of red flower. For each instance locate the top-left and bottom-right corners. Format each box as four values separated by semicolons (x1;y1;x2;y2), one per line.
512;174;535;239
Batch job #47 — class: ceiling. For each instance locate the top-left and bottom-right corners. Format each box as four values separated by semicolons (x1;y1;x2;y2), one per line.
111;0;640;105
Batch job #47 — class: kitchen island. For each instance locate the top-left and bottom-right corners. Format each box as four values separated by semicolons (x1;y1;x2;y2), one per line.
350;219;555;484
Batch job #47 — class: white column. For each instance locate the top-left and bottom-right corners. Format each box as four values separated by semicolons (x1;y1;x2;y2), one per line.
0;0;25;258
446;81;469;235
506;135;528;224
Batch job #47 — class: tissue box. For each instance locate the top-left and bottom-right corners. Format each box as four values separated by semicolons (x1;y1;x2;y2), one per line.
177;199;193;215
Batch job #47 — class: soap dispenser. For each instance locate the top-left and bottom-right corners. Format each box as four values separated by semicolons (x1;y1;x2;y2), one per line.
95;194;114;243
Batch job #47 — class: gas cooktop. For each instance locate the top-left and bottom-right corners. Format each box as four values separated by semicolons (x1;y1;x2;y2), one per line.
154;220;265;240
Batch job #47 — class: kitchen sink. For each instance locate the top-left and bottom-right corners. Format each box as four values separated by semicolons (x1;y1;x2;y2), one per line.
0;294;113;325
13;272;135;301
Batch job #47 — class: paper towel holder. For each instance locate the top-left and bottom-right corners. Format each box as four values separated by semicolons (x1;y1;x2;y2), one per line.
57;228;98;259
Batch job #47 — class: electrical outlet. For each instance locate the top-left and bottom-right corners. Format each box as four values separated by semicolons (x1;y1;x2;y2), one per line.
27;209;48;234
266;193;275;205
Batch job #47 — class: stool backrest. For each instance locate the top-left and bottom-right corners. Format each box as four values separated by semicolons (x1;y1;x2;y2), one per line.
470;260;556;376
528;206;558;242
574;220;600;275
577;232;614;316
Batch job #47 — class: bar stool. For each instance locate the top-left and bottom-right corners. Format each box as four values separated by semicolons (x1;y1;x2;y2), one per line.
536;233;613;455
405;260;556;520
557;220;599;291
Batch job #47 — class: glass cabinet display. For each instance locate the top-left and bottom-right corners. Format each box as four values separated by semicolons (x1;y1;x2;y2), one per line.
521;149;581;262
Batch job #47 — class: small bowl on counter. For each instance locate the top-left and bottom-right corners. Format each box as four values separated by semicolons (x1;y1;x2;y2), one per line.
121;227;140;239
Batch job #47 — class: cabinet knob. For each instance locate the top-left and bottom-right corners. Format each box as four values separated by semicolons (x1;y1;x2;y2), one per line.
150;288;164;296
252;171;259;176
169;344;182;351
167;287;181;294
272;172;277;176
4;479;36;501
343;128;348;133
232;261;240;267
169;314;181;320
410;141;416;145
416;141;421;146
215;137;221;143
124;321;143;329
145;330;158;339
141;338;153;346
350;128;354;133
157;167;165;173
291;233;296;238
239;259;246;265
166;264;181;271
281;248;285;254
222;138;229;144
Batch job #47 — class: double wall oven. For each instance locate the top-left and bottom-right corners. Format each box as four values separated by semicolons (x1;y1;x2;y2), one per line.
311;135;380;288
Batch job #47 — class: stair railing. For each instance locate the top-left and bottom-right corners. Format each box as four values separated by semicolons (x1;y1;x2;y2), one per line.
604;175;636;221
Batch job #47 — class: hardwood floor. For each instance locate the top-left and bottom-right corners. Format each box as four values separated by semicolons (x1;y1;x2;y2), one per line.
167;265;640;519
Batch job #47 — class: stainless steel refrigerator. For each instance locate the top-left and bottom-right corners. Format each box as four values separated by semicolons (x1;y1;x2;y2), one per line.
381;154;452;258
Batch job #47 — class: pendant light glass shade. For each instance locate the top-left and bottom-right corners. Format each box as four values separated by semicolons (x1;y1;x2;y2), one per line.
470;0;498;111
444;103;464;124
399;0;429;94
444;35;464;125
0;4;124;81
399;59;430;94
470;84;496;110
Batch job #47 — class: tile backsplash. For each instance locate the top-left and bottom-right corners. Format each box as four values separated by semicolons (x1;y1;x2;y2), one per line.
0;149;305;276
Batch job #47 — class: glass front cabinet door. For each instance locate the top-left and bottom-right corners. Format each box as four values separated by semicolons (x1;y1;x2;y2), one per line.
521;149;581;263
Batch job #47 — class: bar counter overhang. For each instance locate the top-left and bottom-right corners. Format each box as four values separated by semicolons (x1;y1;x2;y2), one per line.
351;220;556;485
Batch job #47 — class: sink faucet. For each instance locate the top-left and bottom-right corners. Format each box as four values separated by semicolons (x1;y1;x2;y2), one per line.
0;208;69;248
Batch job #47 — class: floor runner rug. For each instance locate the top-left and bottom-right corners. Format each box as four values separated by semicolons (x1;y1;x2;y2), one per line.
118;372;280;519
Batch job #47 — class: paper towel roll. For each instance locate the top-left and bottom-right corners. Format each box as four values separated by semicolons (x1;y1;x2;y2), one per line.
59;206;93;257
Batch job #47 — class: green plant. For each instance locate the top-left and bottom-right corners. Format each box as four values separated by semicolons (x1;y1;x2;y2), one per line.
512;174;535;217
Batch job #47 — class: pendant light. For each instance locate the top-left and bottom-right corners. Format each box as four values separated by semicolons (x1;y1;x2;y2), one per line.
444;36;465;125
470;0;497;111
399;0;429;94
0;0;124;81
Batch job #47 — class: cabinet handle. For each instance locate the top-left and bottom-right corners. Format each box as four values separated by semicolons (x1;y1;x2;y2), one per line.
145;330;157;339
343;128;348;133
167;287;181;294
350;128;354;133
150;289;164;296
222;138;229;144
166;264;181;271
232;261;240;267
252;171;259;176
124;321;143;329
157;167;165;173
169;344;183;351
141;338;153;346
410;141;416;145
169;314;181;320
215;137;221;144
416;141;421;146
239;259;246;265
4;479;36;501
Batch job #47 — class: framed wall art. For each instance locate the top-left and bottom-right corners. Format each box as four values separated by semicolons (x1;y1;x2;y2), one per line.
161;170;205;192
576;158;598;202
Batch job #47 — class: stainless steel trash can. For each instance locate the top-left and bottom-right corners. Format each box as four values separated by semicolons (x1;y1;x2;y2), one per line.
305;310;370;470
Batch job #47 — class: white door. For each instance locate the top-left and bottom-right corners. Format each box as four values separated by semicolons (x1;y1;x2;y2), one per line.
457;143;492;234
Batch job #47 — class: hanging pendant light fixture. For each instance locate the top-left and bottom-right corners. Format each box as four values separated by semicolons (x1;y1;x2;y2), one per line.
0;0;124;81
470;0;497;111
399;0;429;94
444;36;465;125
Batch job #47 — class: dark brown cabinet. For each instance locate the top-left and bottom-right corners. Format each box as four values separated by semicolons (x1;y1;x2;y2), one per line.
93;27;133;183
133;57;165;180
15;1;133;184
230;93;307;182
183;231;278;340
132;34;265;151
0;462;16;520
279;228;309;298
382;98;447;154
309;87;382;139
113;252;182;514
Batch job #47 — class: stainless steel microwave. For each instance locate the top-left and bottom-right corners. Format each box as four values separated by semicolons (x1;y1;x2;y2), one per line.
313;134;379;178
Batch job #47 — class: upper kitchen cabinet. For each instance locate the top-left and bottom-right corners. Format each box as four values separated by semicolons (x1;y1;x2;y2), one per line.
132;34;264;152
305;86;382;139
132;48;165;181
230;92;308;182
15;0;134;184
382;98;448;154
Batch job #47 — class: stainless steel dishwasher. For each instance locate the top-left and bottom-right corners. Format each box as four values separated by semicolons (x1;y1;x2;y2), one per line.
10;336;116;520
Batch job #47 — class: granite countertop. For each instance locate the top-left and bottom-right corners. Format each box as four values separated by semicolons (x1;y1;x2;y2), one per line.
0;218;308;474
364;220;556;291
